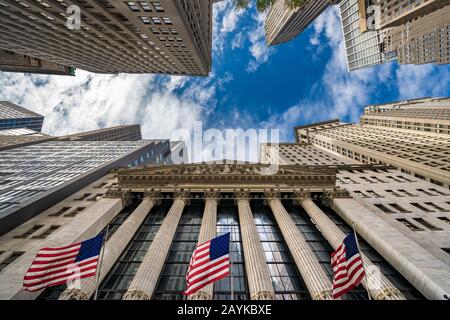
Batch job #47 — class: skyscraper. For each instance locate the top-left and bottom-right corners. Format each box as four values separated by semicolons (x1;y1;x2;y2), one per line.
0;101;44;132
0;139;171;236
0;0;214;75
339;0;394;71
0;49;75;76
294;97;450;188
265;0;339;46
58;125;143;142
383;5;450;65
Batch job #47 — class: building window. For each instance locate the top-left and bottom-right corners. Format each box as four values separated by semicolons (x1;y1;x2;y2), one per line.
374;204;395;214
389;203;410;213
49;207;71;217
14;225;44;239
252;198;309;300
32;225;60;239
397;219;423;231
442;248;450;254
95;199;170;300
412;218;442;231
64;207;86;217
153;199;203;300
410;203;434;212
74;193;91;201
437;217;450;225
0;252;24;272
424;202;448;212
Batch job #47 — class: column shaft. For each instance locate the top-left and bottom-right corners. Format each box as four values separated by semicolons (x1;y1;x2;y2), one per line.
299;196;405;300
236;198;275;300
123;197;187;300
59;198;157;300
268;198;333;300
188;198;218;300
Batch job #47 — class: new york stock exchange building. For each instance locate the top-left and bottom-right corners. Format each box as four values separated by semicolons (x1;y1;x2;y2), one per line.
1;153;450;302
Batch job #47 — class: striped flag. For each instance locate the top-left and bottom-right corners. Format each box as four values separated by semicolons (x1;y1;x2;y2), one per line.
23;233;104;292
183;232;230;296
331;233;365;299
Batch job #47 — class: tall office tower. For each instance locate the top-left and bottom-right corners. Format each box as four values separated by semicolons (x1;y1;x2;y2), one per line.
0;49;75;76
265;0;340;45
378;0;450;29
0;0;213;75
383;5;450;65
58;125;142;141
0;139;171;236
0;102;44;132
0;128;53;152
360;97;450;134
0;49;74;76
340;0;394;71
294;98;450;188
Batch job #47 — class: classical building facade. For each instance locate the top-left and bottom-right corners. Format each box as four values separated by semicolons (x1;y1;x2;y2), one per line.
0;160;449;300
0;0;213;75
0;49;75;76
0;101;44;132
265;0;339;46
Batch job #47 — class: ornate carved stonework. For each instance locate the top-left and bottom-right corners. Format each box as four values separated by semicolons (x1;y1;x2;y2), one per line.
234;189;251;203
189;290;213;300
104;187;133;207
122;289;151;300
143;188;162;205
250;291;276;300
116;163;336;190
59;288;89;300
374;287;404;300
263;189;280;206
321;187;351;207
292;188;311;204
204;189;221;203
313;290;333;300
173;189;191;205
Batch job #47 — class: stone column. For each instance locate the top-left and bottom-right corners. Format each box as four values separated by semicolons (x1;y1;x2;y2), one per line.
122;190;190;300
325;190;450;300
294;189;405;300
189;190;220;300
235;189;275;300
59;190;161;300
265;190;333;300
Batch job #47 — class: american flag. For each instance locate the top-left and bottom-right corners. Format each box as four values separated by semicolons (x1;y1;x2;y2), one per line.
183;232;230;296
23;233;104;292
331;233;365;299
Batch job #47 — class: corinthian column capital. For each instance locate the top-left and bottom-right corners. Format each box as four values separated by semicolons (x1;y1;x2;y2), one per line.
122;289;151;300
173;189;190;205
234;189;251;204
104;187;133;207
321;187;351;207
263;189;280;206
292;188;311;202
251;291;276;300
204;189;221;204
59;288;89;300
143;188;162;205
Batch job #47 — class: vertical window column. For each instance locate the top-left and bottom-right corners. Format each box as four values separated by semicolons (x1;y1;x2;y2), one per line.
294;189;405;300
60;190;162;300
188;190;220;300
234;190;275;300
123;190;190;300
265;190;332;300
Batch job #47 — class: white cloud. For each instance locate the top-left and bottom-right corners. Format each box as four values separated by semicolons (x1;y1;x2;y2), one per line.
246;11;275;72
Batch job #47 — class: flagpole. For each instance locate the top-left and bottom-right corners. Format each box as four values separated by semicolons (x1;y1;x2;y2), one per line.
94;223;110;300
352;221;372;300
230;231;234;301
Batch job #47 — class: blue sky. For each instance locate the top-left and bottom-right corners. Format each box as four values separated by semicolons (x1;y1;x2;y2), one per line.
0;2;449;159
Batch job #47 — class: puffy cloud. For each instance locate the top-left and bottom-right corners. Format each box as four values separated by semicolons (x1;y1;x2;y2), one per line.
246;11;275;72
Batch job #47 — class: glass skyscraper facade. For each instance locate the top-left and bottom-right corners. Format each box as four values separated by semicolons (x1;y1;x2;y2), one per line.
0;102;44;132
